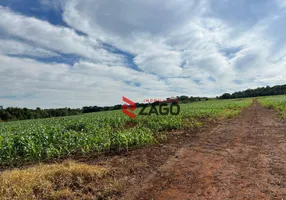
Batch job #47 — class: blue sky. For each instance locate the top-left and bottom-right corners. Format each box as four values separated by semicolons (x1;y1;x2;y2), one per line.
0;0;286;108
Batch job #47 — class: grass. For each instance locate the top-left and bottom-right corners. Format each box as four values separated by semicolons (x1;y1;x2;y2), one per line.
0;161;117;200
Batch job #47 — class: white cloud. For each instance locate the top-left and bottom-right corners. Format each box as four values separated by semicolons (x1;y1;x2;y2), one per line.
62;0;236;81
1;0;286;107
39;0;62;10
0;55;175;108
0;6;124;65
134;50;183;77
0;39;59;57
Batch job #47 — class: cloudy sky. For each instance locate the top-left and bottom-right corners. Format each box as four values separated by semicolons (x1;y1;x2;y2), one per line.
0;0;286;108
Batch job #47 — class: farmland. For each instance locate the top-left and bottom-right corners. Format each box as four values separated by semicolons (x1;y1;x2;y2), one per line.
2;97;286;199
258;95;286;118
0;99;252;166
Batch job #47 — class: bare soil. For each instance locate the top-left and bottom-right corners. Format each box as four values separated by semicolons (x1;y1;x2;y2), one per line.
118;100;286;199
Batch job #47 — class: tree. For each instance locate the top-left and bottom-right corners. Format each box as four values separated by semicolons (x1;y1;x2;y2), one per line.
218;84;286;99
2;112;12;121
220;93;231;99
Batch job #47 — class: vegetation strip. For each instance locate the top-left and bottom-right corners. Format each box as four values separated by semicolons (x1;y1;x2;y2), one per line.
259;95;286;118
0;161;117;199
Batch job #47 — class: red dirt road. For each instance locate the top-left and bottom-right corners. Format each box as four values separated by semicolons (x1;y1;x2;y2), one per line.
123;101;286;199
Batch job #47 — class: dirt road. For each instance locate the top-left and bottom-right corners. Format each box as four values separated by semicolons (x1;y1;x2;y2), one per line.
123;101;286;199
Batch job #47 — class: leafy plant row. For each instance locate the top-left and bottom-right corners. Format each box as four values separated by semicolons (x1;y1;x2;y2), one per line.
0;99;252;165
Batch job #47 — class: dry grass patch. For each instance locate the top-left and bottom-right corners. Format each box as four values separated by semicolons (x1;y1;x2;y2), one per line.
0;161;119;200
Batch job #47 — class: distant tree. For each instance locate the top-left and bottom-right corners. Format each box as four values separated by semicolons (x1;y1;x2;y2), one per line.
113;104;122;110
189;96;195;102
178;96;188;101
220;93;231;99
219;84;286;99
2;112;12;121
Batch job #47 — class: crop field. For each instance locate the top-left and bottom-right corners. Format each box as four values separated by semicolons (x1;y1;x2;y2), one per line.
258;95;286;118
0;99;252;166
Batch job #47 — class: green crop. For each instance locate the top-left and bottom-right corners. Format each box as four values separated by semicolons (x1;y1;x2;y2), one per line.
258;95;286;118
0;99;252;166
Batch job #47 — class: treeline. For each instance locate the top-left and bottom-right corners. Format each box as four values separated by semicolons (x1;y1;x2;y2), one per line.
219;84;286;99
0;106;82;121
174;96;208;103
82;105;122;113
0;96;209;121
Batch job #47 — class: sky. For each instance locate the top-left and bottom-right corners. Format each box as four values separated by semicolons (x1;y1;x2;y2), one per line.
0;0;286;108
